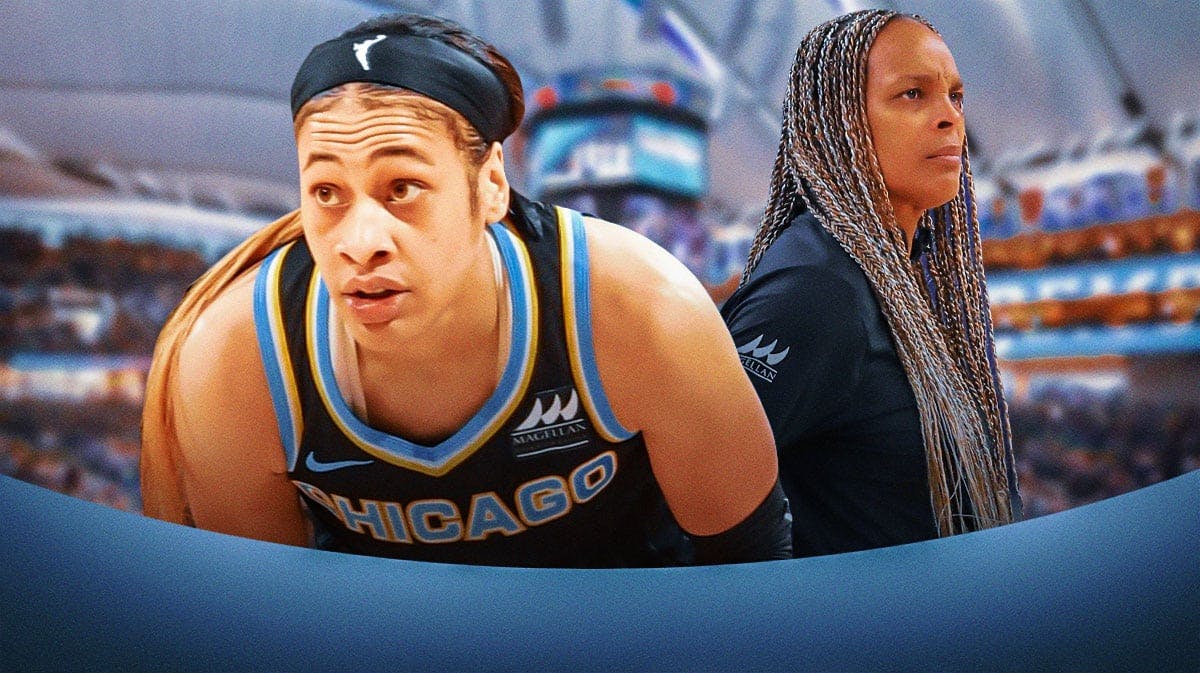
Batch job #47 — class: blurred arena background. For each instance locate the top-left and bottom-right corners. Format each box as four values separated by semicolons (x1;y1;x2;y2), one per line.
1;0;1197;524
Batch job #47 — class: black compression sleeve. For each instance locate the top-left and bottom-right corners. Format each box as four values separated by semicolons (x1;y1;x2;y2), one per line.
690;481;792;565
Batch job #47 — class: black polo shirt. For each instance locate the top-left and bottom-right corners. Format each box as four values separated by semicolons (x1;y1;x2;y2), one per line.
721;211;938;557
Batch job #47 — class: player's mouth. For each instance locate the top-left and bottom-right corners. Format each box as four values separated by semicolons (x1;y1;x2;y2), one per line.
341;278;411;324
349;288;400;300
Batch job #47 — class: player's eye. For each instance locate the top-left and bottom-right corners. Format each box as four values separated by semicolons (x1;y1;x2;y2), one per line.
312;185;342;206
388;181;422;203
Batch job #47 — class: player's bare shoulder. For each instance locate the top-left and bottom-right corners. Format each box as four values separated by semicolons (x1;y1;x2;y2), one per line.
172;266;280;461
580;216;736;429
176;269;259;389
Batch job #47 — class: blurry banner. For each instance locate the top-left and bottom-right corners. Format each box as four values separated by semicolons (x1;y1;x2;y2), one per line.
526;111;707;199
987;252;1200;304
2;472;1198;672
522;68;710;202
995;322;1200;359
0;197;262;263
2;352;149;404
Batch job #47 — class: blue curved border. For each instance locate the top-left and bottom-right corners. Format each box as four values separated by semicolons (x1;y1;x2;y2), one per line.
2;471;1198;672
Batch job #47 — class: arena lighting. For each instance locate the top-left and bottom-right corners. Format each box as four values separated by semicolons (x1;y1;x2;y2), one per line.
533;85;558;110
1;472;1197;672
601;77;634;92
649;80;677;106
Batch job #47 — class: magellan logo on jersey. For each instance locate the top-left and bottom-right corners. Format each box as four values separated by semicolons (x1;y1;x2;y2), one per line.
737;334;790;383
511;387;591;458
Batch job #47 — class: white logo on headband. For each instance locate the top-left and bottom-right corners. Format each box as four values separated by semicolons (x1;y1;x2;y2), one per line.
352;35;386;71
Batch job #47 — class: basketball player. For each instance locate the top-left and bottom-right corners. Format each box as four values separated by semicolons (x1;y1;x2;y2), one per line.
140;14;791;567
723;10;1020;557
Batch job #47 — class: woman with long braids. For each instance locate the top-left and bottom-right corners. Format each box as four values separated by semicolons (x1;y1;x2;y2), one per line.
722;9;1021;557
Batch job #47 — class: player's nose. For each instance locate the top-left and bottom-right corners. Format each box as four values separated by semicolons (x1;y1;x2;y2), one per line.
335;200;398;268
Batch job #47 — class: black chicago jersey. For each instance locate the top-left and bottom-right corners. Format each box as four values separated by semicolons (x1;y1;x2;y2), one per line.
253;201;673;567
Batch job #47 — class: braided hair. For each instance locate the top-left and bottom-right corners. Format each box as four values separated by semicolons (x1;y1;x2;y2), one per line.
742;9;1016;535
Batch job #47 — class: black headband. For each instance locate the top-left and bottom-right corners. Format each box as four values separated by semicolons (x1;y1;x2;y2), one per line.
290;33;511;143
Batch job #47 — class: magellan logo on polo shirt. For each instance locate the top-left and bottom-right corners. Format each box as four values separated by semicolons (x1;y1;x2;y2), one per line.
736;334;790;383
511;387;591;458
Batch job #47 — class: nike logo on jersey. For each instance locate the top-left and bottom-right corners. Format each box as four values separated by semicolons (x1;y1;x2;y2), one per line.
305;452;375;473
736;334;790;383
511;387;591;458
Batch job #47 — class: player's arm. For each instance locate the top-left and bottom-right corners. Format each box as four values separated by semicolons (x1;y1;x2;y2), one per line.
166;271;310;546
585;217;790;563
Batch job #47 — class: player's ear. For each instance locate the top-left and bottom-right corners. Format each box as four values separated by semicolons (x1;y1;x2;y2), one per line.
477;142;510;223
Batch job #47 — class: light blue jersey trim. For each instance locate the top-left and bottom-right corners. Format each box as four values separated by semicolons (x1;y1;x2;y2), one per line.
567;210;635;441
252;245;301;471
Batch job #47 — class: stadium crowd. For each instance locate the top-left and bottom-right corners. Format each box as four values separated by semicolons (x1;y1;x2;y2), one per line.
0;227;207;356
0;400;141;512
1010;384;1200;518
